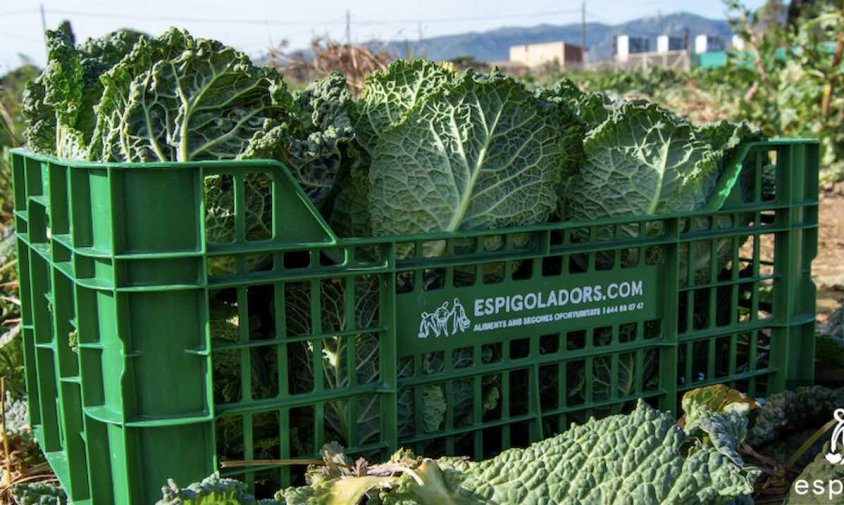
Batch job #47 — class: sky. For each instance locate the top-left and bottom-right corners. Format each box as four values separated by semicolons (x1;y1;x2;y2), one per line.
0;0;767;72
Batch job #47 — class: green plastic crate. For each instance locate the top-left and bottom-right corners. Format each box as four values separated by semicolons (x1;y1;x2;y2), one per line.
10;139;819;504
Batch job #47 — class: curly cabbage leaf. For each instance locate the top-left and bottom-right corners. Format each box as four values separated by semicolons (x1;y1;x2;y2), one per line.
285;72;354;210
369;72;573;255
91;28;292;163
556;99;762;282
11;482;67;505
330;60;456;239
21;73;56;155
23;30;82;157
536;78;616;129
21;28;144;157
157;475;258;505
277;400;759;505
353;59;457;155
747;385;844;447
440;400;757;505
565;101;722;222
81;29;350;275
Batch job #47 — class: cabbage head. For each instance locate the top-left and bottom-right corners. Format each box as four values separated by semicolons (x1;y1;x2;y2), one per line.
369;71;578;257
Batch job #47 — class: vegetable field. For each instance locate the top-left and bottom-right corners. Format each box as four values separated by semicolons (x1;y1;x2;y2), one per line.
0;1;842;504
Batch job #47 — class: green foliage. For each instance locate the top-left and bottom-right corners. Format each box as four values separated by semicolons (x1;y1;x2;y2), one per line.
273;398;759;505
286;72;354;210
369;71;577;256
157;475;259;505
91;28;292;163
331;59;457;238
11;482;67;505
723;0;843;176
352;59;456;156
747;385;844;446
21;28;144;158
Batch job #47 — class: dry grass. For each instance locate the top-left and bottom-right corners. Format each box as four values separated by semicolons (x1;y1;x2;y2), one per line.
268;37;393;94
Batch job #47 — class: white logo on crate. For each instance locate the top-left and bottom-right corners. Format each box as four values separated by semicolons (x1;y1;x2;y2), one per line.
826;409;844;464
417;298;471;339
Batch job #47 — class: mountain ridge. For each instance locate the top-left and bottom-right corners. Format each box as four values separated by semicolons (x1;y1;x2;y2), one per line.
368;12;733;62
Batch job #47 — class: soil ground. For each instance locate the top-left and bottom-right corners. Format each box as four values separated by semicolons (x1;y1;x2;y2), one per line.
815;192;844;321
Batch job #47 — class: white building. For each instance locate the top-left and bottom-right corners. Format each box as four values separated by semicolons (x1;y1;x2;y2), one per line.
509;41;585;69
694;35;726;54
615;35;650;62
656;35;684;54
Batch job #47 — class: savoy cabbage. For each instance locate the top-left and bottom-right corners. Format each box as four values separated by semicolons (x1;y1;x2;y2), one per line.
11;482;67;505
22;28;144;157
158;475;259;505
182;397;758;505
21;33;772;494
25;28;353;276
368;71;577;256
330;60;456;238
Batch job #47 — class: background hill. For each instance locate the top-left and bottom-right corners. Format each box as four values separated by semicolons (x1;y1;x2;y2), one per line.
373;12;733;61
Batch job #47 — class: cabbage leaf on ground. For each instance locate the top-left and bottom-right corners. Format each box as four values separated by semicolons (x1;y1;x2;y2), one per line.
267;398;759;505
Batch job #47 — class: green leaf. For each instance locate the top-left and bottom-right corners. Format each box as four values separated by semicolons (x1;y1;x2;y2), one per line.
21;74;56;155
22;28;144;158
353;60;456;156
566;101;722;221
369;72;572;255
698;120;764;211
157;475;260;505
285;400;759;505
446;400;757;505
286;72;354;210
682;384;759;420
92;28;292;163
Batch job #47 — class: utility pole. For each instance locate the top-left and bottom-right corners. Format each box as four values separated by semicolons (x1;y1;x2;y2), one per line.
581;1;587;62
40;4;48;55
418;22;424;58
345;10;351;46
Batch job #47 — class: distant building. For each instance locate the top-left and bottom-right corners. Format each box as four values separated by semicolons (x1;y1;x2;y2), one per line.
656;35;684;54
508;41;584;70
615;35;650;62
694;35;725;54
